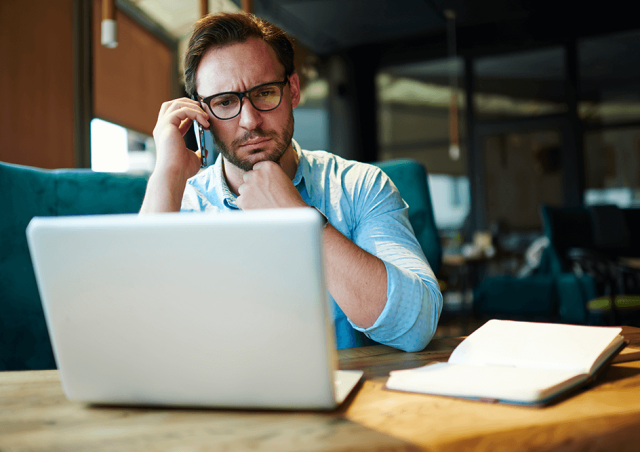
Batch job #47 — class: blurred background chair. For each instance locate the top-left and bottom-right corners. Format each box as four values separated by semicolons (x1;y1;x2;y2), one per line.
472;205;597;324
564;205;640;326
539;205;598;324
373;159;442;276
474;203;640;327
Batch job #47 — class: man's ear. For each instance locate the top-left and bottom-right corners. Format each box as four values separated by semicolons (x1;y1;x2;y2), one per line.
288;72;301;109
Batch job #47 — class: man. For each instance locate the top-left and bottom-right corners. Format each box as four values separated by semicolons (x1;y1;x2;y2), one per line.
140;12;442;351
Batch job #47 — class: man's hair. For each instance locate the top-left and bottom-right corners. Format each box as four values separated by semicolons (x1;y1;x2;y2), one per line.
184;12;295;97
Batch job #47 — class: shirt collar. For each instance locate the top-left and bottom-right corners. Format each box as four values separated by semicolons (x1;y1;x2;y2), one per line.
294;140;315;200
213;155;239;209
291;139;306;189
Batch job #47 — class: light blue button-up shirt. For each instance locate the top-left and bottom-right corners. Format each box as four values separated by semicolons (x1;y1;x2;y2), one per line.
181;140;442;351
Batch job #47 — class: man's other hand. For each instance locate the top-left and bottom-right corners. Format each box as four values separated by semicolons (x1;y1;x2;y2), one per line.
236;161;307;210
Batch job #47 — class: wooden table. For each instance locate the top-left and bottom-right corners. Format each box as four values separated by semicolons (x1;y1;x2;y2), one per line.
2;328;640;452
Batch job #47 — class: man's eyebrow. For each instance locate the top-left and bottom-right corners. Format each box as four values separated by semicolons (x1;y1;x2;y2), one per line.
202;78;286;98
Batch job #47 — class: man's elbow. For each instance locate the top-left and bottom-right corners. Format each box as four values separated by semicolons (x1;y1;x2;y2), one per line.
386;288;443;352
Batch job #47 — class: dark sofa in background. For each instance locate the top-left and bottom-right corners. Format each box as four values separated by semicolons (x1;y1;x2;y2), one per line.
474;204;640;326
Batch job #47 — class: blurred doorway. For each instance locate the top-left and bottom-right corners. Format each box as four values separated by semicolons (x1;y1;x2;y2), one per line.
482;127;563;231
475;116;574;233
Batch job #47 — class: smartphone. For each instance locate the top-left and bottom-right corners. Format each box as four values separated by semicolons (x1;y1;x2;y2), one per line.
192;95;207;168
195;120;207;168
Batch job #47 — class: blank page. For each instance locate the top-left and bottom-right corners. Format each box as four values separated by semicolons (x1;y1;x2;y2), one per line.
449;320;622;373
387;362;584;403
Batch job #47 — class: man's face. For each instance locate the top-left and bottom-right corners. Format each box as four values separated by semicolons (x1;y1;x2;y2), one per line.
195;38;301;172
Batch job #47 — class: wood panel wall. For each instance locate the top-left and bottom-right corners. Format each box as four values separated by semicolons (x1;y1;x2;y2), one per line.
92;0;172;136
0;0;75;168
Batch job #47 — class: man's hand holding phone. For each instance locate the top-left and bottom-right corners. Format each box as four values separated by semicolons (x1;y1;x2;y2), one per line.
152;97;210;182
140;98;210;214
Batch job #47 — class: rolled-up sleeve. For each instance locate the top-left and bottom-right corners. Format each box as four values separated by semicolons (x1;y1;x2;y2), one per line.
347;168;443;352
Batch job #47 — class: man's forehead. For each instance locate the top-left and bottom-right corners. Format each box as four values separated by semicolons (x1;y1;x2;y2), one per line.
195;38;284;94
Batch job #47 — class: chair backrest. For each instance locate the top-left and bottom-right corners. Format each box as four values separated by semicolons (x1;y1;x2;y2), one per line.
0;161;148;371
589;205;631;253
622;208;640;257
372;159;442;275
540;205;594;273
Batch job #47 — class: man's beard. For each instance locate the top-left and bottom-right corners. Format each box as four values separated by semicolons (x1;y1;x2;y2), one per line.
212;112;294;172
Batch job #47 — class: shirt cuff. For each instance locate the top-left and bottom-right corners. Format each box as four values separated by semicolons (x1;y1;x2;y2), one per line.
349;261;436;342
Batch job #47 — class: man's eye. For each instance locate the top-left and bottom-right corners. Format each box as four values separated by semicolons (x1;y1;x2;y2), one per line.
214;96;238;108
256;88;276;97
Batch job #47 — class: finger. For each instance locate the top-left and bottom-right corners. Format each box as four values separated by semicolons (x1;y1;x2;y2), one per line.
252;160;278;171
158;97;197;120
193;148;209;163
157;100;172;121
236;195;245;211
165;106;210;130
161;99;210;126
242;172;252;183
167;97;206;115
238;183;246;195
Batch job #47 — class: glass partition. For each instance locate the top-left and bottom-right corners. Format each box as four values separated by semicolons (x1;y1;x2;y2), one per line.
483;129;563;230
474;47;566;121
376;57;469;234
579;30;640;126
377;57;467;174
584;126;640;207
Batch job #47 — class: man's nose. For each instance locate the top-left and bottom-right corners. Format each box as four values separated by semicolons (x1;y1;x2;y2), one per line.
237;97;263;130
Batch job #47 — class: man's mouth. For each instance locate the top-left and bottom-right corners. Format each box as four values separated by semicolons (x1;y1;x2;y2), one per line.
239;137;271;148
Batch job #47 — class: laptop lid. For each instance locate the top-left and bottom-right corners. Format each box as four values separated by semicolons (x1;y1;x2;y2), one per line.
27;209;354;410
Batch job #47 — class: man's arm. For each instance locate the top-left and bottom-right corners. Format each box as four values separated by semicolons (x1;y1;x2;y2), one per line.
140;98;209;214
322;226;388;328
235;159;444;351
236;160;389;328
346;169;442;352
237;161;388;328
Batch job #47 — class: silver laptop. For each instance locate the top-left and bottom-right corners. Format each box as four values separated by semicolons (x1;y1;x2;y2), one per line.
26;209;362;410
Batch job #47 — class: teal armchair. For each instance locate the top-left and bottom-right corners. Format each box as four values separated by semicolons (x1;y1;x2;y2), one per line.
473;206;597;324
1;158;440;370
0;162;148;371
372;159;442;276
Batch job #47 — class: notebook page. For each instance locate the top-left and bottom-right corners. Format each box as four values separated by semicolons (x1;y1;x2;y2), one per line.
387;363;584;403
449;320;622;373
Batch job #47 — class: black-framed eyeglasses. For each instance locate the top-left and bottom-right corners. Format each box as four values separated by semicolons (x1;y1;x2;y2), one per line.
198;77;289;120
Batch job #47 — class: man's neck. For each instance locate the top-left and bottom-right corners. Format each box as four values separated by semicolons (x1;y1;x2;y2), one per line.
223;143;299;195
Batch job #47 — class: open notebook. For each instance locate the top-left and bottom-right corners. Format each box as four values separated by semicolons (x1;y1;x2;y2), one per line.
385;319;625;406
27;209;362;410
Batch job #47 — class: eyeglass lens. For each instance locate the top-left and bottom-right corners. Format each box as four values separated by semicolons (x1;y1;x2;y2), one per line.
209;84;283;119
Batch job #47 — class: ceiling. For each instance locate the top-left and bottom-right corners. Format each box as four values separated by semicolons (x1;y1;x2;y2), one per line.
130;0;240;42
242;0;532;55
129;0;640;105
132;0;640;57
